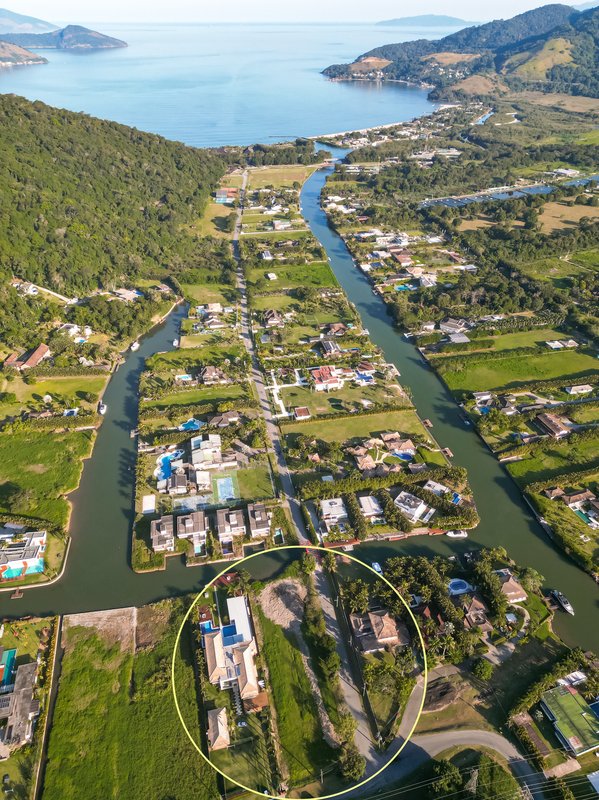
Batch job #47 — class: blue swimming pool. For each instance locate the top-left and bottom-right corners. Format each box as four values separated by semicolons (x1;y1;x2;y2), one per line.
448;578;471;596
179;418;203;432
0;648;16;688
392;451;413;461
575;509;592;525
200;621;215;634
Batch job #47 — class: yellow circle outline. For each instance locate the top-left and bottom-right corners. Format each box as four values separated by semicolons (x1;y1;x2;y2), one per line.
171;545;428;799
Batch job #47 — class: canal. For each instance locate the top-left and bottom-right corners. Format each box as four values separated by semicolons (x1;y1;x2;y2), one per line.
300;154;599;652
2;161;597;653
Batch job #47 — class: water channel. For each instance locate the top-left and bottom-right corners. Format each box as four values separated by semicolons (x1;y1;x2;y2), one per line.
2;160;598;653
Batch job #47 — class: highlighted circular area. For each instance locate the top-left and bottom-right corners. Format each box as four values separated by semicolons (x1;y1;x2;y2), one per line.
172;546;428;799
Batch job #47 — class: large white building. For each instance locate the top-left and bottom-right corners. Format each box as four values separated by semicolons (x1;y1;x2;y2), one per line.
203;596;259;701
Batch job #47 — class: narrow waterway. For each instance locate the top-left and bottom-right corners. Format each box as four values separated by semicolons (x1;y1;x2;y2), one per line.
2;164;598;653
299;157;599;652
0;306;224;618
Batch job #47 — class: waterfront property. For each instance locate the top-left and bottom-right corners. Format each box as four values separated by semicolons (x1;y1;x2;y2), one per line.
0;652;40;751
0;528;47;582
541;685;599;756
202;595;260;701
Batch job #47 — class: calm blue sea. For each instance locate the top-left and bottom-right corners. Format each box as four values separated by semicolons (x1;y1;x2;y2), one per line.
0;22;456;147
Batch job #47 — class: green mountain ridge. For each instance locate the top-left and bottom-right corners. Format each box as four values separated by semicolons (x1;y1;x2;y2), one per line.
0;6;57;34
324;3;599;98
0;24;127;50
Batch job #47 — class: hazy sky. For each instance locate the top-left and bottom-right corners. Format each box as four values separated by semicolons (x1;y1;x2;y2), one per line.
10;0;581;23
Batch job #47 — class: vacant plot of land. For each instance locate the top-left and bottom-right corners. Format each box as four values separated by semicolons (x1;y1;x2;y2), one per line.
518;256;588;288
144;383;245;410
0;429;94;527
282;408;426;443
237;465;273;500
191;201;236;239
279;383;405;418
181;282;238;305
211;713;272;793
147;343;244;370
440;349;599;393
423;52;480;66
507;437;599;485
516;91;599;113
44;600;217;800
247;262;338;291
257;586;335;786
569;248;599;270
350;56;392;73
539;202;599;232
248;165;319;190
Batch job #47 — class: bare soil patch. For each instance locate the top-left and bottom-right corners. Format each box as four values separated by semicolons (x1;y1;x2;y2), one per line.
135;601;171;651
63;607;135;653
423;52;479;66
351;57;392;74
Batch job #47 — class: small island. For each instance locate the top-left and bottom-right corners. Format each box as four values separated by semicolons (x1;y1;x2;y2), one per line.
377;14;472;27
0;24;128;51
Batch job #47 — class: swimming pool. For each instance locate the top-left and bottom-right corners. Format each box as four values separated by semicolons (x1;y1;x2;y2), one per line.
0;648;16;688
448;578;472;596
154;450;185;480
179;418;204;432
392;451;413;461
575;510;592;525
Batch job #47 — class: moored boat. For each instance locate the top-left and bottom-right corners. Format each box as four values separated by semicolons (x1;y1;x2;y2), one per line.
446;530;468;539
551;589;575;615
98;402;107;416
130;341;140;352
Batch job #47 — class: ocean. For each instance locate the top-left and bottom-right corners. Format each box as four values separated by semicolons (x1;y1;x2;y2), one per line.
0;22;456;147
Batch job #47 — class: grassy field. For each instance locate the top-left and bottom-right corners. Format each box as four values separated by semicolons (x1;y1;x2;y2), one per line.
439;349;599;393
248;165;319;189
517;256;588;288
144;383;246;410
237;465;273;500
181;282;238;305
211;712;272;793
282;409;427;443
191;201;236;239
147;343;244;370
44;601;217;800
0;374;109;419
569;248;599;270
257;608;334;786
507;437;599;484
0;429;95;528
278;383;406;419
247;262;338;291
539;201;599;233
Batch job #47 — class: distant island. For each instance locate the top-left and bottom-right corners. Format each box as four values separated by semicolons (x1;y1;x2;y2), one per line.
377;14;473;27
0;6;57;33
1;24;128;51
0;39;46;66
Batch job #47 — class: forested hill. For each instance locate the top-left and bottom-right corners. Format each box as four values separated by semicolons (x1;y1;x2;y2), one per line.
1;24;127;49
0;95;226;295
323;4;599;98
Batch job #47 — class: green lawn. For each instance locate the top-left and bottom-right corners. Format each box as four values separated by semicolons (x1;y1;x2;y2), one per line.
278;384;408;420
44;600;217;800
211;713;273;793
282;408;428;443
250;293;297;312
489;329;569;351
237;465;273;500
0;429;95;528
147;343;244;371
507;437;599;485
257;608;335;786
181;282;238;305
247;262;338;291
144;383;246;410
247;165;319;189
569;248;599;270
439;349;599;394
0;374;109;418
517;257;588;288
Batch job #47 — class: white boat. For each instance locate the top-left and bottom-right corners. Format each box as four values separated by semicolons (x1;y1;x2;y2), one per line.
173;338;179;348
446;530;468;539
371;561;383;574
130;341;140;352
98;402;107;416
551;590;575;616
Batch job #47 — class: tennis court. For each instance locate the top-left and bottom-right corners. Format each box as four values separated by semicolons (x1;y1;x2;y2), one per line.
214;473;240;502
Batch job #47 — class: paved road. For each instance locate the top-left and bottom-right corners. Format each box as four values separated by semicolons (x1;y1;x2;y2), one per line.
232;172;309;545
357;729;546;800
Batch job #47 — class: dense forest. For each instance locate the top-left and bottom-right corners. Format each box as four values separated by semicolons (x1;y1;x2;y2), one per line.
0;94;226;295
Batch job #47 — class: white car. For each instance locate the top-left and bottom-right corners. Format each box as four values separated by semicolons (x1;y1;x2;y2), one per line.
371;562;383;574
237;721;248;728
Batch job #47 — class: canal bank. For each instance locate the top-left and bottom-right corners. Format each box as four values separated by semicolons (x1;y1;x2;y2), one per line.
299;156;599;653
2;161;597;654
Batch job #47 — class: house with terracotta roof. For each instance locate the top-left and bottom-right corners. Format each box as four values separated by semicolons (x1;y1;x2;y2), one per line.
310;365;345;392
494;568;527;604
202;596;260;702
349;609;410;653
207;708;230;751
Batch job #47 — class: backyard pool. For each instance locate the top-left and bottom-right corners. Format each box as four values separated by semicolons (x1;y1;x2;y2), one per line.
448;578;472;596
154;449;185;480
179;418;204;432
